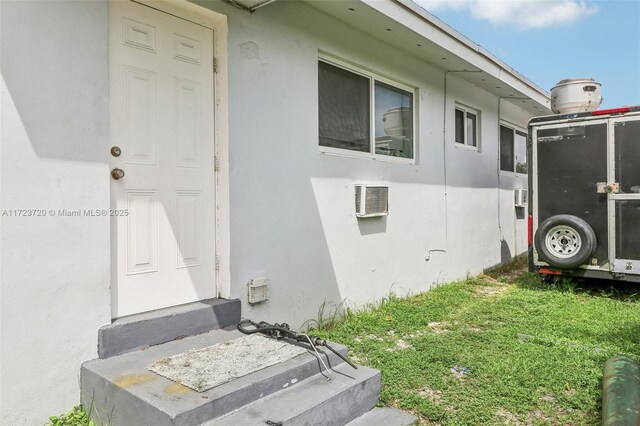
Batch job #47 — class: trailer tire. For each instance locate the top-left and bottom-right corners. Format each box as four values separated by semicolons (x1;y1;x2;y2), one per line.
535;215;597;269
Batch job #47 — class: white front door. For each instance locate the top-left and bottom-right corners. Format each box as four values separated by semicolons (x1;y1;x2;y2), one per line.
110;0;216;317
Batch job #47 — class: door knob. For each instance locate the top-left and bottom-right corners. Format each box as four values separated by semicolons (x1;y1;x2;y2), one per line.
111;168;125;180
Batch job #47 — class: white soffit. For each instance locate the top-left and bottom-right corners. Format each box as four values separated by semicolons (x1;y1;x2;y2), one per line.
304;0;551;115
228;0;276;11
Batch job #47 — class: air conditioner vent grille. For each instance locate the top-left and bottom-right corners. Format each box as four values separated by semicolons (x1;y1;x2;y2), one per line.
248;278;269;304
355;185;389;217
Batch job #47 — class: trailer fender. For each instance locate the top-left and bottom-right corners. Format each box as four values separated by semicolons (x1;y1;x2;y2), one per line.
534;214;597;269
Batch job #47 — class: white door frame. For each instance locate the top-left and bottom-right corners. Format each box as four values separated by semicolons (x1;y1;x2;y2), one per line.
111;0;231;305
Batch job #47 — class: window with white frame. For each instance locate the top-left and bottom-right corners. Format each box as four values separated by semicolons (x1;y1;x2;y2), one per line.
500;124;527;173
454;105;479;149
318;58;415;160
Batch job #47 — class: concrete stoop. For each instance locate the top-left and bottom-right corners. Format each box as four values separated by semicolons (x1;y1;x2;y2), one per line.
82;299;415;425
98;299;241;358
347;407;418;425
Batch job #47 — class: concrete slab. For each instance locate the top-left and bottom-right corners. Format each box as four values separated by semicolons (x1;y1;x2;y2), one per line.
207;363;381;426
82;327;350;426
148;334;307;392
346;407;418;426
98;298;241;358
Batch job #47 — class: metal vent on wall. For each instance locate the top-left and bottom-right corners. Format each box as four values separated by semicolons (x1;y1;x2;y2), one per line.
248;278;269;304
355;185;389;218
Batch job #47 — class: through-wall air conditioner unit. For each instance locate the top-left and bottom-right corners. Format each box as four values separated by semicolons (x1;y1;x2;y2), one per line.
514;188;528;208
355;185;389;218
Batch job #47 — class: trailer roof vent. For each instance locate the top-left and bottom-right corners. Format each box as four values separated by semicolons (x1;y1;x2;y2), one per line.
355;185;388;218
551;78;603;114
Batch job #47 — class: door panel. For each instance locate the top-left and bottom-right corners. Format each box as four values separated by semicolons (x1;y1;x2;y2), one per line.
615;120;640;194
110;1;216;317
536;123;609;266
612;118;640;271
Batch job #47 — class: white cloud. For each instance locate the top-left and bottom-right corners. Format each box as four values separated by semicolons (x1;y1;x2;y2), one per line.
414;0;597;29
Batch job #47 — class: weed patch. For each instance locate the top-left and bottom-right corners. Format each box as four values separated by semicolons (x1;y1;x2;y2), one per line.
318;261;640;425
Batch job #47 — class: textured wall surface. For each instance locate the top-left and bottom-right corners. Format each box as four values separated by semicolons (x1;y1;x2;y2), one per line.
0;2;111;424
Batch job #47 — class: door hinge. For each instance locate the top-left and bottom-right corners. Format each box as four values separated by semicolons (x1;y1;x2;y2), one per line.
215;255;220;271
214;155;219;172
213;57;217;74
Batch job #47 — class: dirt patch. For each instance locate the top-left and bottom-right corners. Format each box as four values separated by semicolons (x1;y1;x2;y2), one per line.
363;334;384;342
496;408;523;425
473;285;508;297
428;321;450;334
526;409;552;424
385;338;413;352
539;394;556;403
417;386;443;403
484;259;529;283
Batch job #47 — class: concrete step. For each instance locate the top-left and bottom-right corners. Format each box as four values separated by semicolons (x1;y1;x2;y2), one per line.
207;363;380;426
346;407;418;426
98;298;241;358
81;328;350;426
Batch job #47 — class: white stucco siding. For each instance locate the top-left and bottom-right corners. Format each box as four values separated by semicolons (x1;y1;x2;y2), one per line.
204;0;534;326
0;2;111;425
0;0;539;422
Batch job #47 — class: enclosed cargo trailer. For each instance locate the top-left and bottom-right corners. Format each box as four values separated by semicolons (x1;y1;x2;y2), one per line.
529;106;640;282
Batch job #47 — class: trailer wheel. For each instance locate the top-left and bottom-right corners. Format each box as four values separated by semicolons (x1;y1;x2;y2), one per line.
535;215;596;269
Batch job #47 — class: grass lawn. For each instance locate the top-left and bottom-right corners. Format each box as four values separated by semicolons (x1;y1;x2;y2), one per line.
317;259;640;425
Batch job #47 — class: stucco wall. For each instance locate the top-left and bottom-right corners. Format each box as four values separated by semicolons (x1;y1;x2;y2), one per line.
0;1;537;423
199;0;534;327
0;2;111;425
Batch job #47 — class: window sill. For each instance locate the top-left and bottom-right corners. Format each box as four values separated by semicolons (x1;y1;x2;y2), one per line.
454;143;479;153
319;147;415;165
499;170;528;177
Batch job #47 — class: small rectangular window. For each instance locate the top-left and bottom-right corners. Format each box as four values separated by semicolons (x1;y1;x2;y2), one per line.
500;124;527;173
318;58;415;162
455;109;465;144
500;125;514;171
319;61;370;152
375;81;413;159
515;131;527;173
454;105;480;149
466;112;477;147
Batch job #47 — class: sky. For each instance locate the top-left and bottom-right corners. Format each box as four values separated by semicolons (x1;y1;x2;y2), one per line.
413;0;640;109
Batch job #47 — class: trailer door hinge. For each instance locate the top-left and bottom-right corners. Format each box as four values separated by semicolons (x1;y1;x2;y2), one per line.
596;182;620;194
214;155;219;172
215;255;220;271
213;57;217;74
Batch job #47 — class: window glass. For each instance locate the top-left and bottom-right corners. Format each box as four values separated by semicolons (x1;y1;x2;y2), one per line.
455;109;464;144
500;125;514;171
515;130;527;173
466;112;477;147
375;81;413;158
318;61;370;152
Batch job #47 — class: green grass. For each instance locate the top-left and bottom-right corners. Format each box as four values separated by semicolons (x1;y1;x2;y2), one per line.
316;261;640;425
49;406;95;426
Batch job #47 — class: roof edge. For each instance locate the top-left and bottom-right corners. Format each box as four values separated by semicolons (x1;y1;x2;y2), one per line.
391;0;550;102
